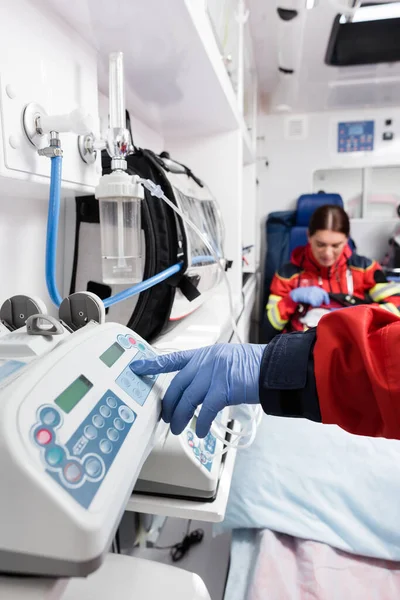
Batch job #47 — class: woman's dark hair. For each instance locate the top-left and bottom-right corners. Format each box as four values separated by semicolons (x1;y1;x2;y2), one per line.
309;205;350;237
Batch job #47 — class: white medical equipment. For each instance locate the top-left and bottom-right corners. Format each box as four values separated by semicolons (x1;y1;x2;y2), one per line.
135;411;229;500
0;291;176;577
0;291;212;599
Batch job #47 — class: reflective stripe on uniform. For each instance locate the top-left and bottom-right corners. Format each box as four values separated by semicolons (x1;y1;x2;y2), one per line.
379;302;400;316
266;295;288;331
369;282;400;302
266;294;281;308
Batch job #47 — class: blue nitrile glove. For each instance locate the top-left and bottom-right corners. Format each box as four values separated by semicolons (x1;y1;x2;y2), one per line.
131;344;265;438
290;286;330;307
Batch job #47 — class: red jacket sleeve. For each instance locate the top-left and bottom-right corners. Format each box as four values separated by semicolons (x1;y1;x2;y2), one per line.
314;305;400;439
363;260;400;313
266;272;298;331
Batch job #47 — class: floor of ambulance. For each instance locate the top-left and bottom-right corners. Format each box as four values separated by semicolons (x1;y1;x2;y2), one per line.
129;518;231;600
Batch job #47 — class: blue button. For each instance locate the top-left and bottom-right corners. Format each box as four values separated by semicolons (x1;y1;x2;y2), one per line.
114;417;125;431
45;445;65;467
100;405;112;418
39;406;61;428
117;335;131;349
187;431;194;441
118;405;136;423
84;425;98;440
107;396;117;409
93;415;105;429
193;447;200;457
99;439;113;454
107;428;119;442
84;455;105;480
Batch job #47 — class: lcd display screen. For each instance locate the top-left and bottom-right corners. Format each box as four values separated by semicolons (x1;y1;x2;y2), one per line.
348;124;364;136
100;342;125;368
54;375;93;414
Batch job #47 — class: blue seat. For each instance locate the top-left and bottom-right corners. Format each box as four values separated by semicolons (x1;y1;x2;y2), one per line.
289;193;344;254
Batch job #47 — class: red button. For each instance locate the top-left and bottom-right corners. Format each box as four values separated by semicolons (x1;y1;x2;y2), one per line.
36;428;52;445
128;337;136;345
63;462;82;484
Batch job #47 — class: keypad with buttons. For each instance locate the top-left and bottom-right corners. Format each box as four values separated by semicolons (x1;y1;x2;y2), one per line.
185;429;216;473
114;335;158;407
117;360;157;406
32;391;135;509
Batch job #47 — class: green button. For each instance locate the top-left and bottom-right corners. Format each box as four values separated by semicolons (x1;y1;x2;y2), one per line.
45;446;65;467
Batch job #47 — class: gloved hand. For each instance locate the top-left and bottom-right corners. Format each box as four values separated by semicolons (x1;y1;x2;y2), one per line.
131;344;266;438
290;286;330;307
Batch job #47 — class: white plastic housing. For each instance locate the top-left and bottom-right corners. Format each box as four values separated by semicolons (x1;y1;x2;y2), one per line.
0;320;173;577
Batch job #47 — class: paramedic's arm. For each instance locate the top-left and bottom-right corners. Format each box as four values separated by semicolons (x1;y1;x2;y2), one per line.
365;262;400;314
264;271;298;341
260;305;400;440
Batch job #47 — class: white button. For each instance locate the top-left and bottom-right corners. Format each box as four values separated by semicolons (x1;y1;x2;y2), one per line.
107;396;117;409
100;405;112;418
118;405;136;424
84;425;98;440
93;415;105;429
99;439;113;454
114;418;125;431
107;428;119;442
84;455;105;480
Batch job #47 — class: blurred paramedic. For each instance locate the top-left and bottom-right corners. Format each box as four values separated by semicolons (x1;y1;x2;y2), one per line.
132;306;400;441
264;205;400;341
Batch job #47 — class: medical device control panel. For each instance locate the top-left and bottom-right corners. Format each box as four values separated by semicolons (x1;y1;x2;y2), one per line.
27;331;159;510
135;409;226;501
186;415;217;473
0;321;171;577
337;120;375;153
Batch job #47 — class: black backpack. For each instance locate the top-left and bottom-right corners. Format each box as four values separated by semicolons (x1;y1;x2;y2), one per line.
70;148;222;342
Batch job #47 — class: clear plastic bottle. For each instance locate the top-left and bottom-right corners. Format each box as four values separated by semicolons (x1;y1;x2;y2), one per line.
95;171;143;284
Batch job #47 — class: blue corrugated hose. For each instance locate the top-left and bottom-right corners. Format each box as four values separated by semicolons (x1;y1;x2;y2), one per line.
46;156;217;308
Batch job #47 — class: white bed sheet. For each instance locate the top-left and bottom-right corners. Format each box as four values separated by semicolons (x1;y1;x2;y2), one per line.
215;413;400;560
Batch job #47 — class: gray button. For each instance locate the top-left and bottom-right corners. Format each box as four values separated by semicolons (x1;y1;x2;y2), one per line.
39;407;61;427
100;405;112;418
99;439;113;454
107;428;119;442
85;456;105;480
92;415;105;429
107;396;117;409
114;418;125;431
84;425;98;440
122;377;131;388
118;405;136;423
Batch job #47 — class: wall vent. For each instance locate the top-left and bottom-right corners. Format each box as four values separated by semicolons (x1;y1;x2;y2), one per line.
284;116;308;140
